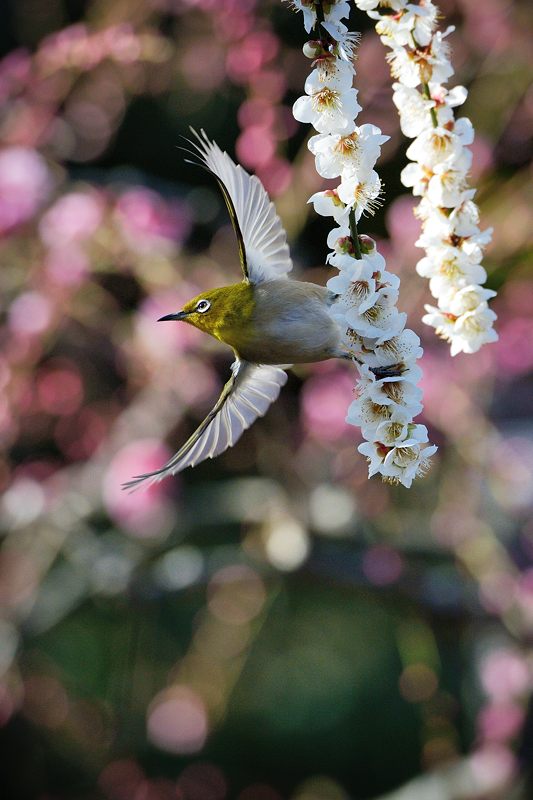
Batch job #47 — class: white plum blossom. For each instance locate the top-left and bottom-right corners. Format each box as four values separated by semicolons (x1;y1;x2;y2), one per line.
416;250;488;305
374;3;438;47
392;82;469;138
423;304;498;355
447;284;497;316
287;0;436;486
358;0;498;356
309;125;389;179
289;0;352;34
288;1;317;33
321;21;361;65
392;83;438;137
405;120;474;168
426;155;472;207
337;169;383;219
293;67;361;133
376;439;437;489
323;1;352;26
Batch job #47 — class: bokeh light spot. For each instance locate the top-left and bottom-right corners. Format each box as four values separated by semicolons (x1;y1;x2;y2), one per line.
362;545;403;586
399;663;438;703
147;686;208;754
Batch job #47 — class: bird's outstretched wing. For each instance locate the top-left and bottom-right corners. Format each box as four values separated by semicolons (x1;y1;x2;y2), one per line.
184;128;293;284
123;361;288;491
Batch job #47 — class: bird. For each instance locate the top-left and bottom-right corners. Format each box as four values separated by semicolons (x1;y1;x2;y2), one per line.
123;129;346;491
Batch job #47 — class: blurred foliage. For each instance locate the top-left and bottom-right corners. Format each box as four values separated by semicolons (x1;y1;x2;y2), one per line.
0;0;532;799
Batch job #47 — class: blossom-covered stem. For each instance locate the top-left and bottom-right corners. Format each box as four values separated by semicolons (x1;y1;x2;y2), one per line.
355;0;498;357
349;208;362;258
287;0;437;487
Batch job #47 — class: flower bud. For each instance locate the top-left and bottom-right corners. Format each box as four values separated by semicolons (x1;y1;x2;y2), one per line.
303;40;326;59
336;236;355;255
358;235;376;254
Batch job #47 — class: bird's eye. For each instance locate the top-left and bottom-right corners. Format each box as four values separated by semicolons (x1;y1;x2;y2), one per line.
196;299;211;313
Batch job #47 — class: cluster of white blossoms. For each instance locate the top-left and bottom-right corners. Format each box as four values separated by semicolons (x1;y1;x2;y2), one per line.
288;0;436;487
355;0;498;356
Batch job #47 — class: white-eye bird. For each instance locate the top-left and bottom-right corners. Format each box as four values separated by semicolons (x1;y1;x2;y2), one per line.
123;129;346;491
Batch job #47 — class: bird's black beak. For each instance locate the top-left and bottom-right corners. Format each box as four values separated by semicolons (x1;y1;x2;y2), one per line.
158;311;189;322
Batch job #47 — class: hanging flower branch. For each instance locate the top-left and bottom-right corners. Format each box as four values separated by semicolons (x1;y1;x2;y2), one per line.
286;0;437;487
355;0;498;356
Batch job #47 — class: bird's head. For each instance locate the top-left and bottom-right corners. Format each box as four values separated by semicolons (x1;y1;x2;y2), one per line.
158;283;254;340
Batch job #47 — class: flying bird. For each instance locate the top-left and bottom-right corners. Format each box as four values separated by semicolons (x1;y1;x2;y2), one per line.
123;129;346;490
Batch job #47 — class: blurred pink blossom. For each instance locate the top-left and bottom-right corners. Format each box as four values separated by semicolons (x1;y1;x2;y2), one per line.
249;69;286;102
493;317;533;377
301;367;355;443
478;702;525;742
36;362;84;417
115;188;191;253
236;125;276;169
0;146;52;235
470;743;517;790
257;156;292;196
460;0;513;53
386;194;420;258
8;291;52;335
470;134;494;181
0;50;32;103
481;648;531;701
181;41;225;91
44;245;90;287
55;405;112;461
39;190;104;247
218;9;254;41
238;98;276;129
226;32;278;83
103;439;176;538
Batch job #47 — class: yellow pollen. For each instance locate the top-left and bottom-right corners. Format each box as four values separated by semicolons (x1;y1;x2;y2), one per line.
463;314;485;334
394;447;418;467
383;382;404;403
430;133;451;152
387;422;404;440
351;280;370;299
312;87;340;112
378;337;400;358
334;133;359;156
368;401;392;421
363;303;381;323
382;475;401;485
440;259;463;279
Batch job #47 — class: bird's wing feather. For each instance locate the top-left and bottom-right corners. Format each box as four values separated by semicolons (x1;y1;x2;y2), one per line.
122;361;288;491
184;128;293;284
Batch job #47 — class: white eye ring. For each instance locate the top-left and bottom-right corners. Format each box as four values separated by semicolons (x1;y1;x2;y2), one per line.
196;299;211;313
